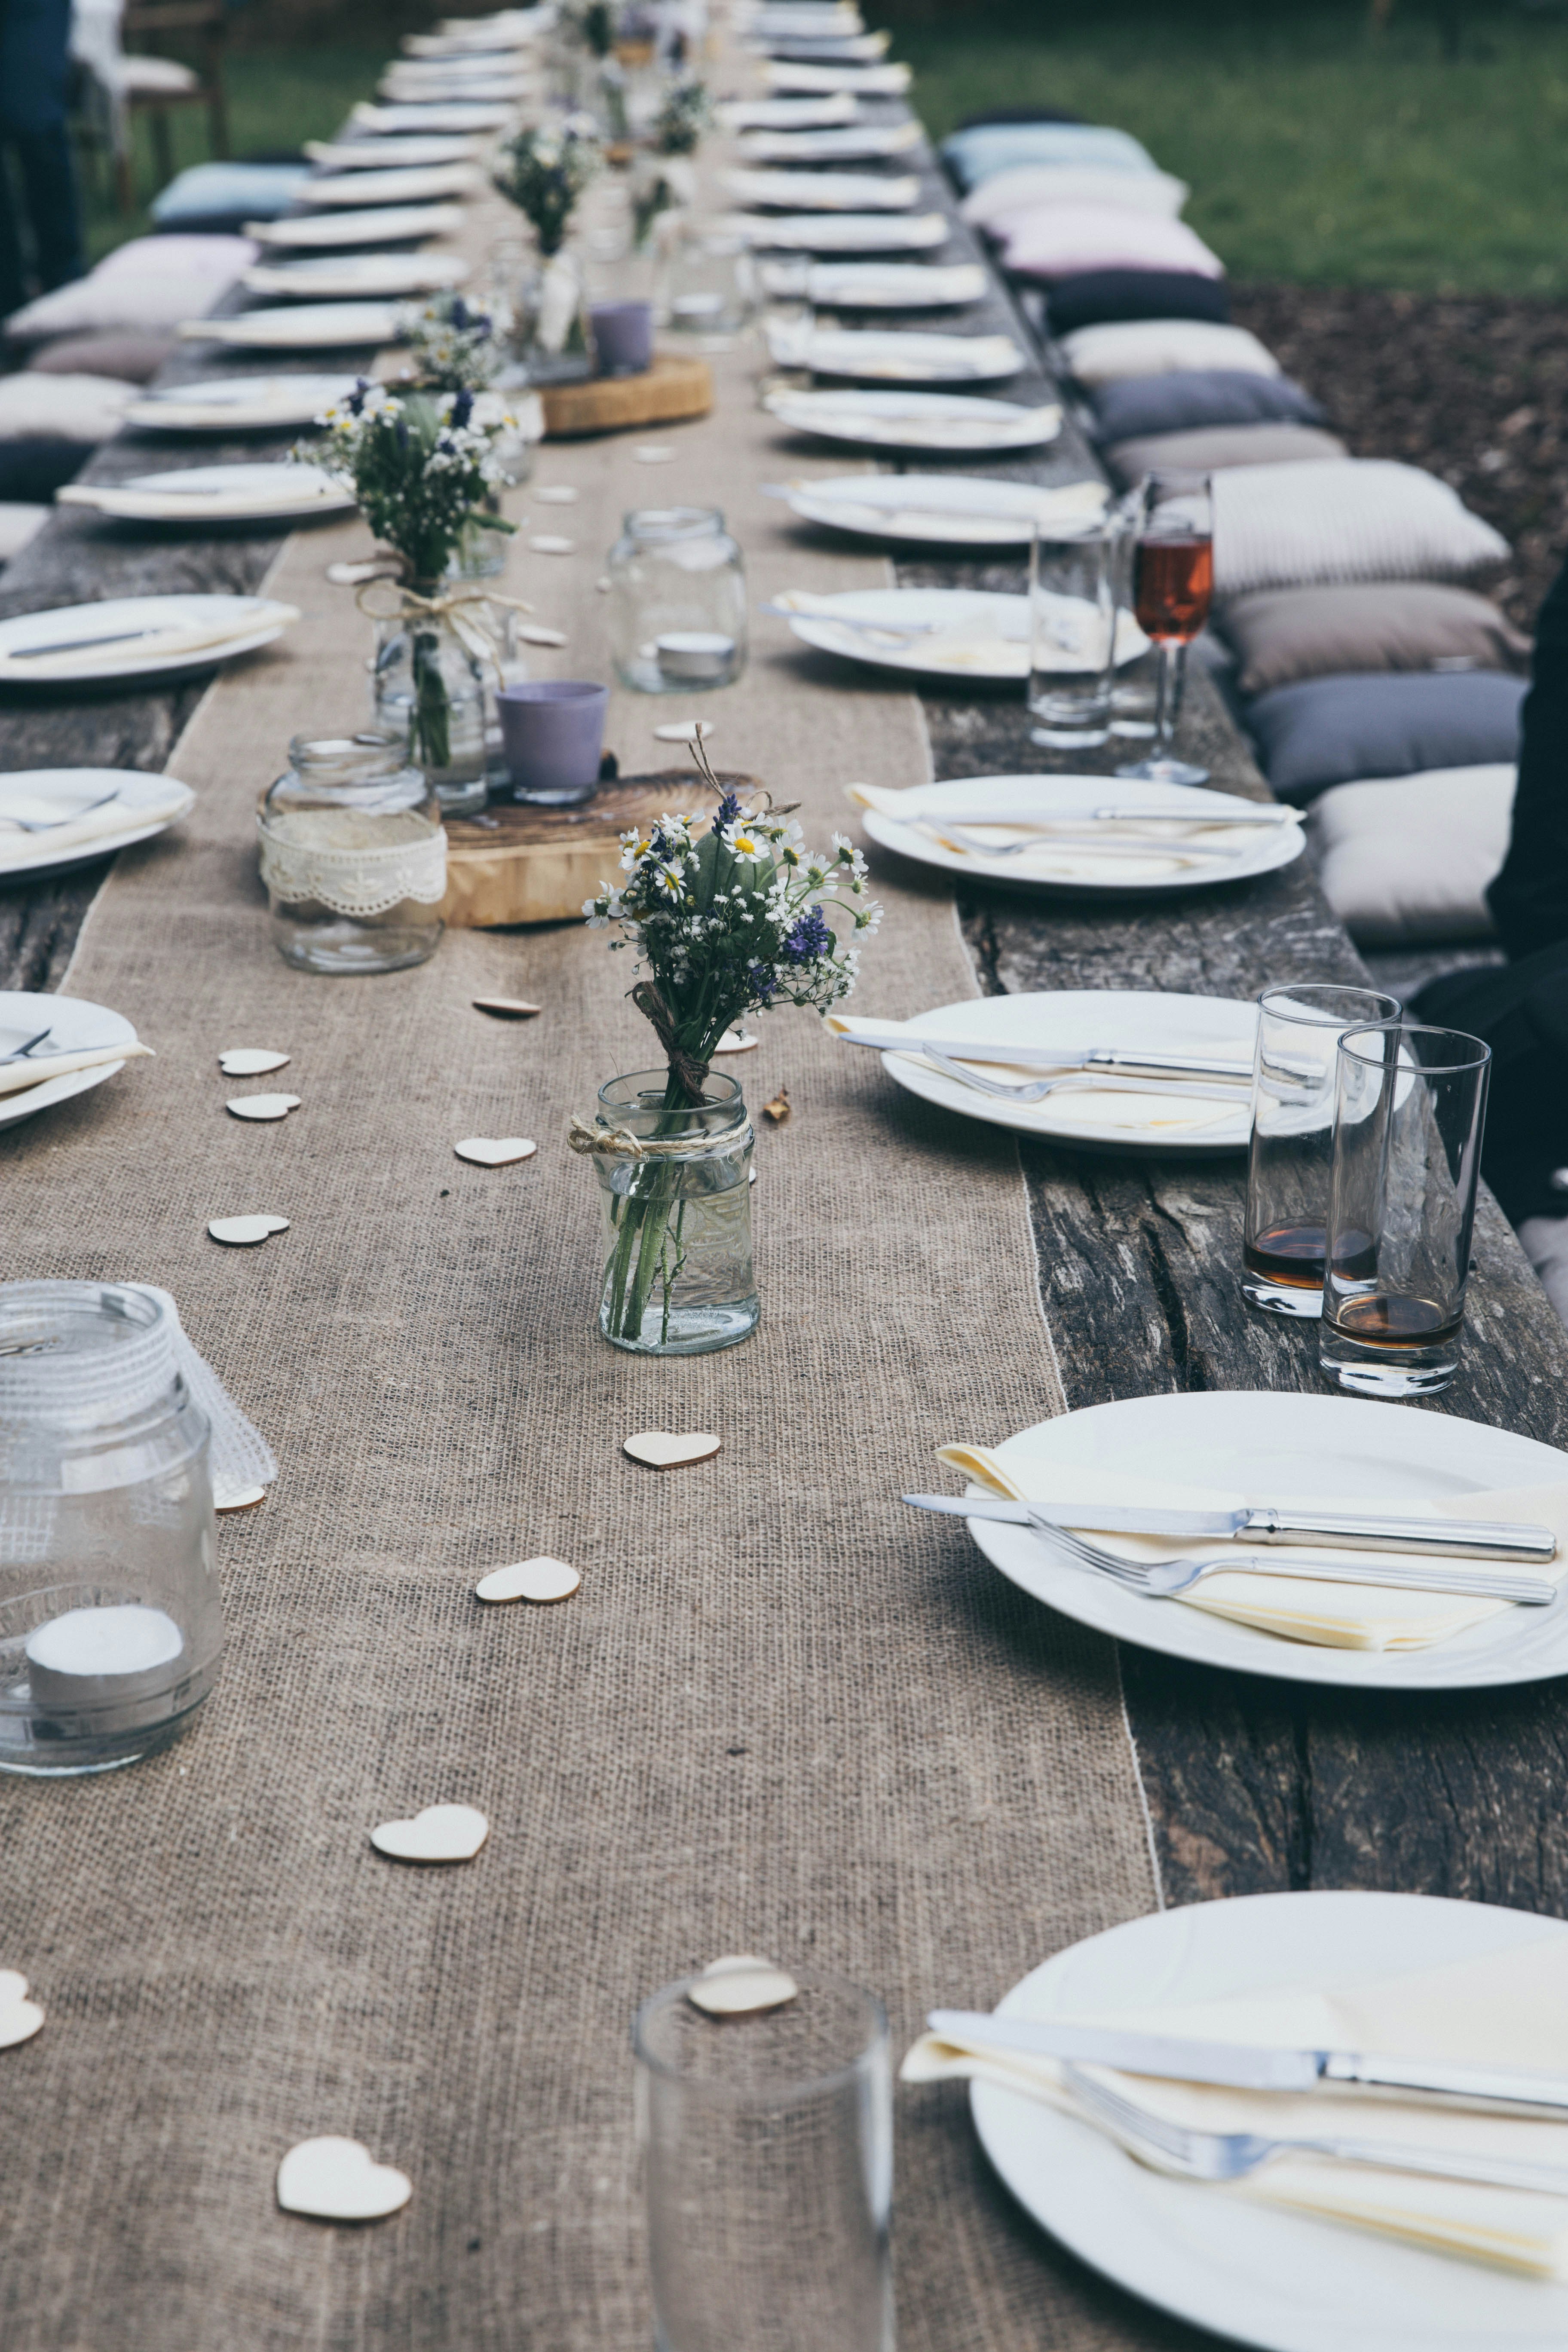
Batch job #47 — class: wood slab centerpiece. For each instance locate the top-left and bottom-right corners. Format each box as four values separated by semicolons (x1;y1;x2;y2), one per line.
538;355;713;438
440;769;761;927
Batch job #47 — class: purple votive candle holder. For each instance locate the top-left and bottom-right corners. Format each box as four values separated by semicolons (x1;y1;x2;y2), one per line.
591;299;654;377
497;680;609;806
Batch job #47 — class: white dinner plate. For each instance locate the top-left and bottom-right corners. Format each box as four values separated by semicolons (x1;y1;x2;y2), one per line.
858;772;1300;884
242;251;469;300
798;260;987;306
867;986;1257;1152
246;202;466;249
720;94;860;128
770;472;1106;547
123;373;359;433
730;211;948;252
0;595;297;683
179;302;401;350
378;73;533;103
0;769;195;877
764;387;1059;452
759;33;892;60
0;987;140;1128
738;120;922;162
58;462;354;526
976;1891;1568;2350
779;588;1132;682
966;1390;1568;1689
350;101;516;131
772;326;1025;383
304;135;480;169
764;59;911;90
724;168;919;211
302;162;482;207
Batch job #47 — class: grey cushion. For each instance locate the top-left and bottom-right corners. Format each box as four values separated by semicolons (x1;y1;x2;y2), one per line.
1103;423;1348;486
1246;671;1528;805
1218;584;1530;698
26;331;175;383
1090;368;1324;443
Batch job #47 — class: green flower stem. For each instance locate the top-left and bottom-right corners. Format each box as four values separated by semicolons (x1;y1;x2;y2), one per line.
410;625;451;774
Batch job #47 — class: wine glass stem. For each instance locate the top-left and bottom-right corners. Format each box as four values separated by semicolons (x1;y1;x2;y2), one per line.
1153;638;1185;762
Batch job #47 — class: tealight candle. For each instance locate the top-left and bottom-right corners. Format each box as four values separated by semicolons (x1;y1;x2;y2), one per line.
654;631;739;685
25;1603;185;1735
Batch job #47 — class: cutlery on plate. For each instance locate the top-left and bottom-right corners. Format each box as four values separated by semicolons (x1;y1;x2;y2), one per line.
913;804;1298;832
926;821;1244;865
916;1049;1244;1109
0;792;120;831
901;1494;1559;1603
828;1024;1257;1081
1057;2062;1568;2199
1;628;174;662
0;1029;50;1062
0;1041;151;1097
923;2010;1568;2120
906;1486;1558;1563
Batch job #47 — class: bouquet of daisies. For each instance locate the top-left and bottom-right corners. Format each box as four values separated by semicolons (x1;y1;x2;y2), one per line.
493;117;603;254
398;293;505;394
651;77;711;155
311;382;516;587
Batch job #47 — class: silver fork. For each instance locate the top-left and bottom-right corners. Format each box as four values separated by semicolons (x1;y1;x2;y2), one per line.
904;1495;1558;1605
1060;2063;1568;2199
919;1047;1245;1110
0;792;119;831
931;820;1244;864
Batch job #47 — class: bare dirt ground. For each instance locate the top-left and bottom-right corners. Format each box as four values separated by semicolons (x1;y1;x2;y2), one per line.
1230;283;1568;634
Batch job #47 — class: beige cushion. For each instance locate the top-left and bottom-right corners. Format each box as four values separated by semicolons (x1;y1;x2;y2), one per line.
1312;765;1513;946
0;371;132;441
960;163;1188;229
1104;423;1348;485
1212;459;1510;597
1057;318;1280;386
1218;583;1529;698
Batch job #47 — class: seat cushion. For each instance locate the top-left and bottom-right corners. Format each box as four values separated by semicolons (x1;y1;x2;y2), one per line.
960;164;1188;229
149;162;311;228
1247;672;1527;805
1211;458;1510;597
1046;269;1229;337
992;204;1223;282
5;234;256;341
940;122;1159;190
25;330;175;383
105;54;199;93
0;499;52;559
0;370;132;441
1092;369;1323;444
1312;765;1513;946
1217;583;1530;698
1103;423;1349;485
1060;317;1279;385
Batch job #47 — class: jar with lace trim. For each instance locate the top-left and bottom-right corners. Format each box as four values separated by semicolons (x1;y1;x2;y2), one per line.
258;732;446;976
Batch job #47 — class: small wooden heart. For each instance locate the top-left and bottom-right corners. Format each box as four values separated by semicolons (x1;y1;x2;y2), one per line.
227;1093;300;1123
688;1954;799;2018
371;1803;489;1863
714;1029;759;1054
623;1431;721;1471
654;719;711;744
634;445;674;463
472;997;542;1020
475;1557;580;1604
530;534;576;554
214;1482;266;1513
0;1971;45;2050
277;2136;412;2221
208;1215;290;1247
453;1136;536;1167
515;623;569;647
218;1048;290;1076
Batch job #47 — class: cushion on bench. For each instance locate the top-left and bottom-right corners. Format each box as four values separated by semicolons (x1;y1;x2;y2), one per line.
1312;765;1513;947
1211;458;1510;597
1247;671;1526;804
1091;369;1323;443
993;204;1223;281
1218;583;1529;697
1061;317;1280;384
960;164;1188;229
1046;270;1229;337
1103;423;1348;484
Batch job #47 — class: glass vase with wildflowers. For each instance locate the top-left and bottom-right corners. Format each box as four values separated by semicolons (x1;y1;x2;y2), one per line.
651;77;711;154
492;118;603;256
399;292;505;393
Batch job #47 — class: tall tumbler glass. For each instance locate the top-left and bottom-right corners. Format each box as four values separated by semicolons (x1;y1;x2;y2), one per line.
1028;514;1123;749
1242;983;1401;1318
1115;469;1213;786
1320;1022;1492;1396
635;1968;894;2352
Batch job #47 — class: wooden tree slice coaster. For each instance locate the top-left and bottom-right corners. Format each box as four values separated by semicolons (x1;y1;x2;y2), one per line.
539;355;712;441
441;772;762;929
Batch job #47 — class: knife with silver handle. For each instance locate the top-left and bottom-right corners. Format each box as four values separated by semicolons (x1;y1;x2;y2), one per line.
917;1051;1243;1111
896;803;1299;830
906;1487;1558;1565
830;1024;1257;1082
926;2010;1568;2121
928;821;1246;865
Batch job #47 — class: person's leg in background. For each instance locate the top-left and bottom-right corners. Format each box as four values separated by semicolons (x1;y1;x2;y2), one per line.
0;0;85;316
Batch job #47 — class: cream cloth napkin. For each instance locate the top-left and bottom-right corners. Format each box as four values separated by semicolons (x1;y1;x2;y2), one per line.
846;777;1257;881
59;484;343;522
0;781;194;866
765;397;1062;451
938;1447;1568;1650
0;617;297;685
903;1933;1568;2276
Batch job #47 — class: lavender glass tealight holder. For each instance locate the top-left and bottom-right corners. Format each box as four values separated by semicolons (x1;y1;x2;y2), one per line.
496;680;609;807
590;300;653;377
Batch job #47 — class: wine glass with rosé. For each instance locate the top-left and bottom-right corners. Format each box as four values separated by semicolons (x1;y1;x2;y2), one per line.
1115;469;1214;785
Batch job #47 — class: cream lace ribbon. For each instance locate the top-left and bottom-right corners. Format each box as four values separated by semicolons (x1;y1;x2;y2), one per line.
257;812;447;918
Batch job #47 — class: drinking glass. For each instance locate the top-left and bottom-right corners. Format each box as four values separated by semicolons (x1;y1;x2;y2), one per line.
1242;983;1401;1318
657;221;758;347
1116;469;1213;785
1320;1022;1492;1396
1028;515;1123;748
635;1967;893;2352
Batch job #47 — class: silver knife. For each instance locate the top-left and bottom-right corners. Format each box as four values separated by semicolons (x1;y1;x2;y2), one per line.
901;805;1299;830
926;2011;1568;2120
905;1489;1559;1565
833;1029;1256;1083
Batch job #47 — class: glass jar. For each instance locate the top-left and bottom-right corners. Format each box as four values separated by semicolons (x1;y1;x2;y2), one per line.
515;246;597;385
371;600;490;815
258;732;446;976
588;1069;758;1354
607;506;747;693
655;219;757;348
0;1282;221;1776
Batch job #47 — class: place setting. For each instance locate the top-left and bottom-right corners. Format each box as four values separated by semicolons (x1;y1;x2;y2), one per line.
0;770;195;876
122;372;363;433
761;385;1061;451
297;159;484;207
0;595;300;685
176;301;405;352
58;462;355;529
842;772;1302;880
0;986;150;1128
721;166;921;211
348;99;517;132
302;134;482;170
735;119;924;163
763;322;1028;383
763;472;1107;548
788;257;987;306
240;250;471;300
244;200;467;249
766;589;1131;683
725;207;950;252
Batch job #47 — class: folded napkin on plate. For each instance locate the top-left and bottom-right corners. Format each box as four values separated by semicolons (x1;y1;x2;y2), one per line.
843;781;1240;878
936;1446;1568;1649
0;783;193;867
904;1932;1568;2276
0;616;297;682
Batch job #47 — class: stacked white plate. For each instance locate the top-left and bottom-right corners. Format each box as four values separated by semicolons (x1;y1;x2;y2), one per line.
798;260;986;306
303;135;480;169
738;120;922;162
124;374;359;432
302;162;481;207
242;251;469;300
58;463;353;526
766;473;1106;548
764;386;1061;452
724;168;919;211
178;302;401;351
729;211;947;252
772;326;1025;383
247;203;466;250
0;595;298;683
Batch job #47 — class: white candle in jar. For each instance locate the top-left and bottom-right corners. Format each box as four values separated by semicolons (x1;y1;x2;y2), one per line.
26;1604;185;1732
654;631;738;683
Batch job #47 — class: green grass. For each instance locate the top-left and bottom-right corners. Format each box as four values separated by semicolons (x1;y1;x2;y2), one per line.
880;3;1568;295
79;45;388;264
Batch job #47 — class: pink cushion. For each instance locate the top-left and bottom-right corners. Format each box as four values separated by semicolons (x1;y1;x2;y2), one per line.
991;203;1224;282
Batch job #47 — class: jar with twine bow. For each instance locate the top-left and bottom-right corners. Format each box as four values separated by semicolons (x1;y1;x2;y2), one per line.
573;727;883;1353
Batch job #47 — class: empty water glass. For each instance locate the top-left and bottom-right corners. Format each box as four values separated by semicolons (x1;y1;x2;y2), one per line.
657;221;758;347
1028;515;1123;748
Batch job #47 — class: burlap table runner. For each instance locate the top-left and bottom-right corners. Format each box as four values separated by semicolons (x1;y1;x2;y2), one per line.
0;194;1167;2352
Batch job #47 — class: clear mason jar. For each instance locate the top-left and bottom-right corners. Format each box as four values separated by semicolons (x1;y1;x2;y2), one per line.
258;732;446;976
590;1069;758;1354
607;506;748;693
371;598;489;815
517;246;598;385
655;218;757;347
0;1282;221;1776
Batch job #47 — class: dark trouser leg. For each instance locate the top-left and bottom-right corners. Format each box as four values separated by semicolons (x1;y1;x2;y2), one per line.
0;146;28;316
12;122;83;291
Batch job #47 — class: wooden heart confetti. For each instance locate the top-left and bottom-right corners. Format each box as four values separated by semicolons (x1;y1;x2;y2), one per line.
762;1088;790;1125
653;719;712;744
0;1971;45;2049
514;622;569;647
533;484;579;504
530;534;576;554
473;996;542;1019
634;444;674;463
475;1557;580;1604
208;1214;290;1247
370;1803;489;1863
623;1431;721;1471
214;1482;266;1513
714;1029;759;1054
227;1093;301;1122
277;2136;412;2221
218;1048;291;1076
454;1136;536;1167
688;1954;799;2018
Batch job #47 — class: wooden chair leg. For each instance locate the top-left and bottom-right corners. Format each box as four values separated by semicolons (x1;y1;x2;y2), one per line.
115;140;135;213
206;69;229;160
150;103;173;190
